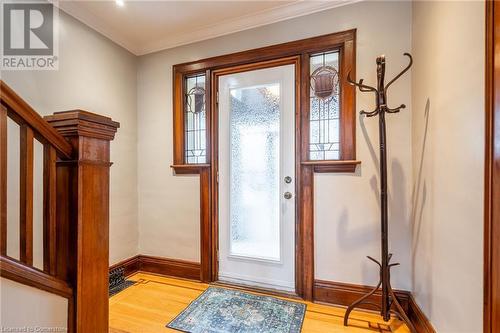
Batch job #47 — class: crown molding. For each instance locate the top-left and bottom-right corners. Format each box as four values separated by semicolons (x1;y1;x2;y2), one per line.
137;0;362;55
55;1;142;55
56;0;361;56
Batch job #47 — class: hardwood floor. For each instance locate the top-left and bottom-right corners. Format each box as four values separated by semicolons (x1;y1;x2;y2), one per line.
109;272;409;333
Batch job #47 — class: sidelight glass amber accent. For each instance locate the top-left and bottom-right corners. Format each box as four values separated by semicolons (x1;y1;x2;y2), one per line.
185;74;206;164
309;51;340;160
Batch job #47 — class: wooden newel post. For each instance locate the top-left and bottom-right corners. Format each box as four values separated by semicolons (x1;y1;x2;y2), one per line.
45;110;119;333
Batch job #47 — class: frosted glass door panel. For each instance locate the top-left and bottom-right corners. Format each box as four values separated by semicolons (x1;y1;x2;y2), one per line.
229;84;280;261
218;64;295;292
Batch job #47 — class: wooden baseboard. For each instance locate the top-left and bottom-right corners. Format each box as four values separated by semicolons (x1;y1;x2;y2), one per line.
407;294;436;333
110;255;141;277
313;280;434;333
140;255;200;280
109;255;200;281
313;279;411;311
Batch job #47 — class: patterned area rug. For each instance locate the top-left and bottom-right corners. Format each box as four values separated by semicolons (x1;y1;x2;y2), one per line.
167;287;306;333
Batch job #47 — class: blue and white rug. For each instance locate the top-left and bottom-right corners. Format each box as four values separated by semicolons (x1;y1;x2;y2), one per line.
167;287;306;333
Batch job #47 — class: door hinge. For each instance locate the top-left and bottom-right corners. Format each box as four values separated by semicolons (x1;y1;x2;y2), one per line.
217;171;219;184
216;92;219;104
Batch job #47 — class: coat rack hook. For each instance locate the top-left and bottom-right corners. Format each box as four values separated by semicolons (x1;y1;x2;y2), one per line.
384;53;413;94
346;71;379;115
346;71;377;93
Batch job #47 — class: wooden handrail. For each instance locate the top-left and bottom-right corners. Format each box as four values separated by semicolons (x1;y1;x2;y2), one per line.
0;81;72;159
0;255;72;298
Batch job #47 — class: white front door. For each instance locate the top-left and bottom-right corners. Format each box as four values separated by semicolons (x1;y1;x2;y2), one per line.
218;64;295;292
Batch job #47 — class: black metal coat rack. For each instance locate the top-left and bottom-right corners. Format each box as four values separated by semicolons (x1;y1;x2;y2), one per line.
343;53;416;333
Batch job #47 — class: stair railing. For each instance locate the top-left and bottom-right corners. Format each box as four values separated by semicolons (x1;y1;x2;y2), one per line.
0;80;119;333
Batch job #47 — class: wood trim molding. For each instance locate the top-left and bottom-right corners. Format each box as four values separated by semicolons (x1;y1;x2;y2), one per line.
484;1;500;332
109;255;141;277
199;167;212;283
209;56;305;292
0;106;5;256
298;165;315;300
110;255;201;281
171;164;210;174
174;29;356;73
172;67;185;166
0;255;73;298
140;255;201;281
313;280;434;333
407;294;436;333
301;160;361;173
340;38;357;160
313;279;410;312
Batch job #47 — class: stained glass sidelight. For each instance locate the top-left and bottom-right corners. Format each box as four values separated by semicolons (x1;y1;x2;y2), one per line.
185;74;206;163
309;51;340;160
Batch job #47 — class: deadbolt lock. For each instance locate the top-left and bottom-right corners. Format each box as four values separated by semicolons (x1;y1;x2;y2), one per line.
284;176;292;184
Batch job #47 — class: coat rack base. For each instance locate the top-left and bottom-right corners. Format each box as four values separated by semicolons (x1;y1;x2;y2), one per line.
343;255;417;333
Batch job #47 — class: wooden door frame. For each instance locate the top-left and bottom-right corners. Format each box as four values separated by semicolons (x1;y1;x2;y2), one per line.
210;56;303;296
484;2;500;332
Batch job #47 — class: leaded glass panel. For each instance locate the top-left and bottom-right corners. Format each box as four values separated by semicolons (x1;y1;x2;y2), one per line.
185;74;206;164
309;51;340;160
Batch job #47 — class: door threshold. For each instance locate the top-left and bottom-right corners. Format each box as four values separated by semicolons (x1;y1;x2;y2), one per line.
212;280;301;301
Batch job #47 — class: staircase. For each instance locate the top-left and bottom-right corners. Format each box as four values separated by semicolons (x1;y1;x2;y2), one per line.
0;81;119;333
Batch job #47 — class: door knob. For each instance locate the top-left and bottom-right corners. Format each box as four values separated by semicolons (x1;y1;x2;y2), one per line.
284;192;293;199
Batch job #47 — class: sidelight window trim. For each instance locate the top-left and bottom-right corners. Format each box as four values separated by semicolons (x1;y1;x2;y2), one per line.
171;29;359;174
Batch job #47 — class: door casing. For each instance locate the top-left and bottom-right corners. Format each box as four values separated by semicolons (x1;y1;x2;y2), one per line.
210;57;302;296
484;2;500;332
216;64;296;291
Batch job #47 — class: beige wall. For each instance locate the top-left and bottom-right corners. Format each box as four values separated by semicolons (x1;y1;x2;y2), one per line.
137;0;413;288
0;278;67;330
411;1;484;332
1;10;139;329
1;11;139;265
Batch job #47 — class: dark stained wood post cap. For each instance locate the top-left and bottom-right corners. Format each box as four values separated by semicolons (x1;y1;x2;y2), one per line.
44;110;120;141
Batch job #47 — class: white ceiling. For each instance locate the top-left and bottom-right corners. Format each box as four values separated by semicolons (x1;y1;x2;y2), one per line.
57;0;359;56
